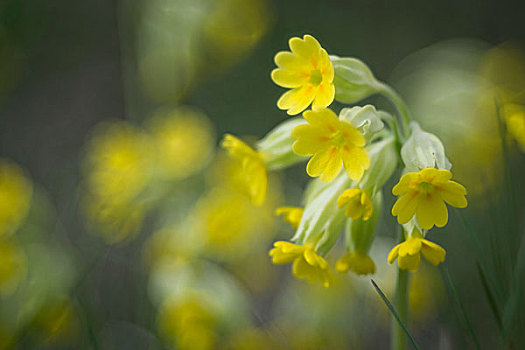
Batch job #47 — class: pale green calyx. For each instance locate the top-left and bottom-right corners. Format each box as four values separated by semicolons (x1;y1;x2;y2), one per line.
330;56;381;104
339;105;385;140
256;117;306;170
358;136;398;192
401;122;451;172
292;172;352;256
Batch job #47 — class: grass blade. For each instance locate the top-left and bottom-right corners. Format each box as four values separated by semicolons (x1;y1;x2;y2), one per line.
371;279;419;350
476;263;503;331
441;266;480;350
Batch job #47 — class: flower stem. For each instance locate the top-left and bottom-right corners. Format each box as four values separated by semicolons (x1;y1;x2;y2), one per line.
392;267;410;350
378;83;411;140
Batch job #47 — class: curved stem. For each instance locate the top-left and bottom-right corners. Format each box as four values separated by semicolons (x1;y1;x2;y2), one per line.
378;83;411;140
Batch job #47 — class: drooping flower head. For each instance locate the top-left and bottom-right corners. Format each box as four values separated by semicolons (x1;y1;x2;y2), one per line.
388;228;446;271
291;108;370;182
269;241;330;287
271;35;335;115
336;252;376;275
275;206;304;229
221;134;267;205
337;188;373;221
392;168;467;230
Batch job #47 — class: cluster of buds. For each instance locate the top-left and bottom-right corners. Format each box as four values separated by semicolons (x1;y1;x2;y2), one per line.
222;35;468;286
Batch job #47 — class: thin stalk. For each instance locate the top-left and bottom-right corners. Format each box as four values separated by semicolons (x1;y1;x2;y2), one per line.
392;268;410;350
378;83;411;140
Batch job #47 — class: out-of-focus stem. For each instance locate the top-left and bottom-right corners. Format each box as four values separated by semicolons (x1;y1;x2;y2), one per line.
378;83;411;140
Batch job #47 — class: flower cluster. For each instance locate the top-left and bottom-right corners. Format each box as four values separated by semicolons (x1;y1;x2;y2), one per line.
221;34;468;286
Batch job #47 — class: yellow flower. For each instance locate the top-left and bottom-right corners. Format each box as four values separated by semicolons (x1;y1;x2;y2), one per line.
0;160;32;236
271;34;335;115
158;297;216;350
387;231;446;271
392;168;467;230
269;241;330;287
337;189;373;220
275;206;304;229
0;238;26;295
221;134;267;205
336;252;376;275
503;104;525;151
291;108;369;182
148;107;215;180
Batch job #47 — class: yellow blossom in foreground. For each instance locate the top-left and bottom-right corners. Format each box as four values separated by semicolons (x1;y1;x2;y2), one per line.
337;189;373;220
392;168;467;230
221;134;267;205
0;160;32;236
336;252;376;275
503;104;525;151
269;241;330;287
275;206;304;229
388;231;446;271
271;34;335;115
292;108;369;182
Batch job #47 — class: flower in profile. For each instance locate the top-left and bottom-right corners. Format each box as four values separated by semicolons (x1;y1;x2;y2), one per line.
0;160;32;236
392;168;467;230
221;134;267;205
275;206;304;229
388;230;446;271
337;188;373;220
271;34;335;115
269;241;330;287
291;108;369;182
336;252;375;275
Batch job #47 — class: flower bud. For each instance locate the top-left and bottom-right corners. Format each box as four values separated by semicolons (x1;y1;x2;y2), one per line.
331;56;381;104
256;117;306;170
339;105;385;140
401;122;451;172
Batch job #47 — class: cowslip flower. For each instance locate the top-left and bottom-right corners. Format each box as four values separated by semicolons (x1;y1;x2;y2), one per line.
392;168;467;230
269;241;330;287
221;134;267;205
291;108;369;182
388;230;446;271
336;252;376;275
275;206;304;229
337;188;373;220
271;35;335;115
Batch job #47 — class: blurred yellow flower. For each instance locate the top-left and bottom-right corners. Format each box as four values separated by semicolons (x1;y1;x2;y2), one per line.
0;238;26;295
269;241;330;287
387;230;446;271
392;168;467;230
272;35;335;115
85;121;152;203
502;104;525;151
292;108;369;182
0;159;32;236
148;107;215;179
336;252;375;275
221;134;267;205
158;297;216;350
337;189;373;220
275;206;304;229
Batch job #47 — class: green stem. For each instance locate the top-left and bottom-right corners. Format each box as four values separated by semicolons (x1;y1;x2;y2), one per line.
378;83;411;140
392;267;410;350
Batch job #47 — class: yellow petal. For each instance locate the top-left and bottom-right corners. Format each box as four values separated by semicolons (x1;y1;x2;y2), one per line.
341;147;369;180
392;192;419;224
302;108;338;128
392;172;419;195
271;68;308;88
387;244;401;264
398;238;422;257
319;49;334;82
277;86;316;116
274;51;309;70
306;149;332;177
337;188;361;208
311;82;335;110
398;253;421;271
437;181;468;208
319;149;342;182
289;35;321;60
421;240;446;266
416;193;448;229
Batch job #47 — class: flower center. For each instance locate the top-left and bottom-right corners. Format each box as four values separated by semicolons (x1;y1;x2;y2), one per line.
417;181;435;194
309;69;323;85
329;130;346;147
